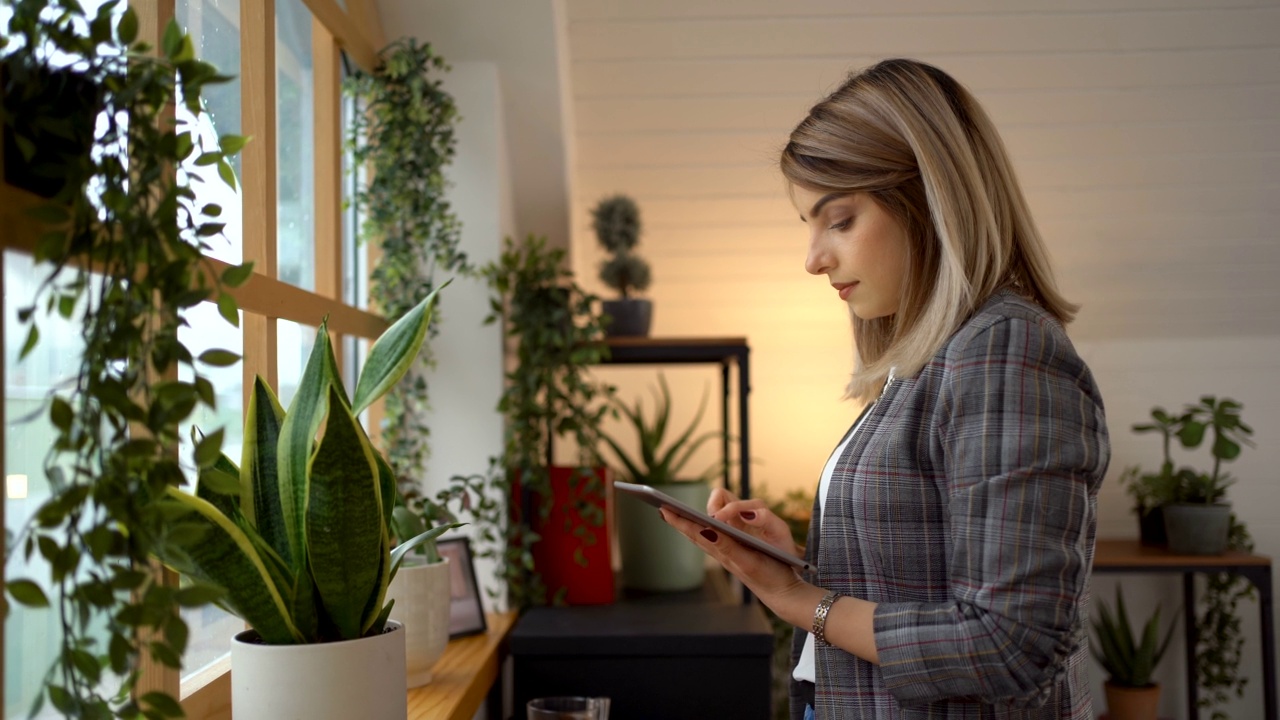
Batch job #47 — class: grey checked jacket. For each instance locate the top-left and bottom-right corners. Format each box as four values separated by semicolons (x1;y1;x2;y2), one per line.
790;290;1110;719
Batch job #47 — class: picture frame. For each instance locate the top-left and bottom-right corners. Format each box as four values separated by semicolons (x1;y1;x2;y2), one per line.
437;537;487;638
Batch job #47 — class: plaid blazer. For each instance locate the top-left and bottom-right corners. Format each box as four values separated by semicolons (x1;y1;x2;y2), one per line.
790;290;1110;719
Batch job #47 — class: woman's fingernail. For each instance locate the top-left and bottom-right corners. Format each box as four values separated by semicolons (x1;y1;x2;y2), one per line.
740;510;757;520
658;509;667;522
700;529;718;542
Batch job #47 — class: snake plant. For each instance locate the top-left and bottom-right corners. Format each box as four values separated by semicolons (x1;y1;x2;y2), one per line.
156;284;453;644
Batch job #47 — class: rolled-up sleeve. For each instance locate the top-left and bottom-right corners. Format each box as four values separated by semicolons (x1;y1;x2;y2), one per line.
871;316;1109;706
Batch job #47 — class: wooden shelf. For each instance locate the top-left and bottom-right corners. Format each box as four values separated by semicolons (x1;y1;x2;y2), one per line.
408;611;517;720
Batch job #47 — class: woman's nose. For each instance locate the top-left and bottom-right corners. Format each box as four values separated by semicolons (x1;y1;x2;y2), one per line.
805;233;832;276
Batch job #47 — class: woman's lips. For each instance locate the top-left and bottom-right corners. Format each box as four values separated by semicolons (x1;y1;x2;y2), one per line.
835;282;857;301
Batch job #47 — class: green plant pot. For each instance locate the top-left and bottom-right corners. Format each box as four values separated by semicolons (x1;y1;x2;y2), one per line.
616;481;711;591
1163;502;1231;555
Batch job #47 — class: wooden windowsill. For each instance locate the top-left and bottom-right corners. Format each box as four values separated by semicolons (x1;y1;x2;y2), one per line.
178;611;517;720
408;611;518;720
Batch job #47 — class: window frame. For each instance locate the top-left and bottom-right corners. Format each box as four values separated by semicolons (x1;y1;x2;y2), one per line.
0;0;389;715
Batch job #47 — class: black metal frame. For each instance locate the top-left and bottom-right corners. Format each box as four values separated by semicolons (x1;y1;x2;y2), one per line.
600;337;751;501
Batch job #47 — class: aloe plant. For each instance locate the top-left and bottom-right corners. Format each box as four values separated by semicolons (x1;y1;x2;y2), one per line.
155;285;453;644
601;374;722;486
1091;586;1179;688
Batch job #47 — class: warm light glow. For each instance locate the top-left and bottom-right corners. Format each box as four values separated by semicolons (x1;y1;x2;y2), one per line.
6;474;28;500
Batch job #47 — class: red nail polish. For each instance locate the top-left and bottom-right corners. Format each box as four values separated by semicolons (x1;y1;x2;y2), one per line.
740;510;757;520
700;529;718;542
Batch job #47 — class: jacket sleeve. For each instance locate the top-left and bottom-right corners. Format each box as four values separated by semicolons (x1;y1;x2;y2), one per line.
871;315;1109;706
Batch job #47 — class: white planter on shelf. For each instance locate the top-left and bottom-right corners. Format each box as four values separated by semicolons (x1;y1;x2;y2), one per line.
386;556;452;687
231;620;407;720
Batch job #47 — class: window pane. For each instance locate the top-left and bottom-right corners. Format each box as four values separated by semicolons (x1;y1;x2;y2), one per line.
4;252;87;719
176;302;245;683
276;0;316;291
176;0;244;266
341;57;368;312
277;320;318;409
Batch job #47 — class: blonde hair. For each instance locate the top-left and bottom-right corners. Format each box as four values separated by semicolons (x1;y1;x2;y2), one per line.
780;58;1077;401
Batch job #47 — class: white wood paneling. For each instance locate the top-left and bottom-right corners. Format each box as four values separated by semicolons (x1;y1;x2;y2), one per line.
564;5;1280;712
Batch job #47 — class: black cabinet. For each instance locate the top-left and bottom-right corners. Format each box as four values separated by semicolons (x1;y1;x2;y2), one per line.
511;600;774;720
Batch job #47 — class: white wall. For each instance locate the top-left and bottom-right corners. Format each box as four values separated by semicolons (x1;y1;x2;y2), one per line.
562;2;1280;718
419;62;513;613
1081;335;1280;719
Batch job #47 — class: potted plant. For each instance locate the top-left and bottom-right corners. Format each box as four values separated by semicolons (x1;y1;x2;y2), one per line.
1127;397;1253;555
591;194;653;337
3;4;253;716
1122;395;1257;718
386;476;487;687
1091;586;1178;720
154;290;452;719
602;374;722;591
482;235;615;608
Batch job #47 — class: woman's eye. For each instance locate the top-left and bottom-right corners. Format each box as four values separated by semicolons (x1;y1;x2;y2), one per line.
829;217;853;231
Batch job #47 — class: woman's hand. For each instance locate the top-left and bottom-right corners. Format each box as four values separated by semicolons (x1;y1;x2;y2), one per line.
658;487;805;602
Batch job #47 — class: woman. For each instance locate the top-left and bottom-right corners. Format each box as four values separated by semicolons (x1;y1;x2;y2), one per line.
660;59;1110;719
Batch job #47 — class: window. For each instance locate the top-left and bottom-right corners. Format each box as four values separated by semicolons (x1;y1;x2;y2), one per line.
2;0;389;713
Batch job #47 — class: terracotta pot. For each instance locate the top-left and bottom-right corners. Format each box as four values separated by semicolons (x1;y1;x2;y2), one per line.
1104;681;1160;720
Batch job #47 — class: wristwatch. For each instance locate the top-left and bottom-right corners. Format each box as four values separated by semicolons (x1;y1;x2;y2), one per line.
812;590;844;646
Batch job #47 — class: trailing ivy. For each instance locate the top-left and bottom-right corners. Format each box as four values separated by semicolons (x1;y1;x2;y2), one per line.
482;236;613;609
344;38;468;505
2;2;248;717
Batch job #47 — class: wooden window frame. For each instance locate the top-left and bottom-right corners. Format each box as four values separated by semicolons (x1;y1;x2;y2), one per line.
0;0;388;716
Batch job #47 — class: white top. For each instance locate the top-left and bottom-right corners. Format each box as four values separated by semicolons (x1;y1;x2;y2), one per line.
793;371;893;684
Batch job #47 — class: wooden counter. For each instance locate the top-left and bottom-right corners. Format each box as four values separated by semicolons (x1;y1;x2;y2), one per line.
408;611;517;720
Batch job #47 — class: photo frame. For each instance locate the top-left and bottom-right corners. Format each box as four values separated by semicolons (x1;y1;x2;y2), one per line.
437;537;487;638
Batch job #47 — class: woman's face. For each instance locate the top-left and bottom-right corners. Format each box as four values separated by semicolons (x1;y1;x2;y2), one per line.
792;186;909;320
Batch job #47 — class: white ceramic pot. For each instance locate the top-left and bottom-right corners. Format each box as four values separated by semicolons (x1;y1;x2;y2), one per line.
231;620;408;720
386;556;452;687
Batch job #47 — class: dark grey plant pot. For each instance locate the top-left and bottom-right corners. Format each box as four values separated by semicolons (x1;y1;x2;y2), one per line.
602;299;652;337
1163;502;1231;555
1137;505;1167;547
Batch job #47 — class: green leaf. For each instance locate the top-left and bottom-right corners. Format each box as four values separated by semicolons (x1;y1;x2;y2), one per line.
156;488;301;644
216;292;239;327
198;349;241;367
217;158;237;190
219;135;249;155
118;7;139;44
243;378;292;569
50;397;73;432
141;691;184;718
19;324;39;360
352;281;447;414
7;579;50;608
199;467;241;496
305;386;384;640
175;584;226;608
195;428;225;468
305;384;381;635
221;261;255;288
162;20;182;58
390;523;462;578
277;323;344;566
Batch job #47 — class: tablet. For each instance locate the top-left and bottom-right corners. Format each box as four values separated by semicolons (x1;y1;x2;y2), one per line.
614;481;813;572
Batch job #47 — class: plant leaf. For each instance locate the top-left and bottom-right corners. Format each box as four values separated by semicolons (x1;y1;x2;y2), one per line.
305;385;384;640
243;378;292;569
7;579;50;608
351;281;446;415
156;488;300;644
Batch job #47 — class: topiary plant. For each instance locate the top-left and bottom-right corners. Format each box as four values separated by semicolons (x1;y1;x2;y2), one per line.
592;194;650;299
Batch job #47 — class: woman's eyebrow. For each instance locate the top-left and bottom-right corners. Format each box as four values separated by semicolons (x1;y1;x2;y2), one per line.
801;192;847;222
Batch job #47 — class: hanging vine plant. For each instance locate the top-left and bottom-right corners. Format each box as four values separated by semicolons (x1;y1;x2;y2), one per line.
2;2;248;717
344;38;470;509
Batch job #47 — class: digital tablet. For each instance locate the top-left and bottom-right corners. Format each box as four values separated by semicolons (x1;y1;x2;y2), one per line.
615;481;813;572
